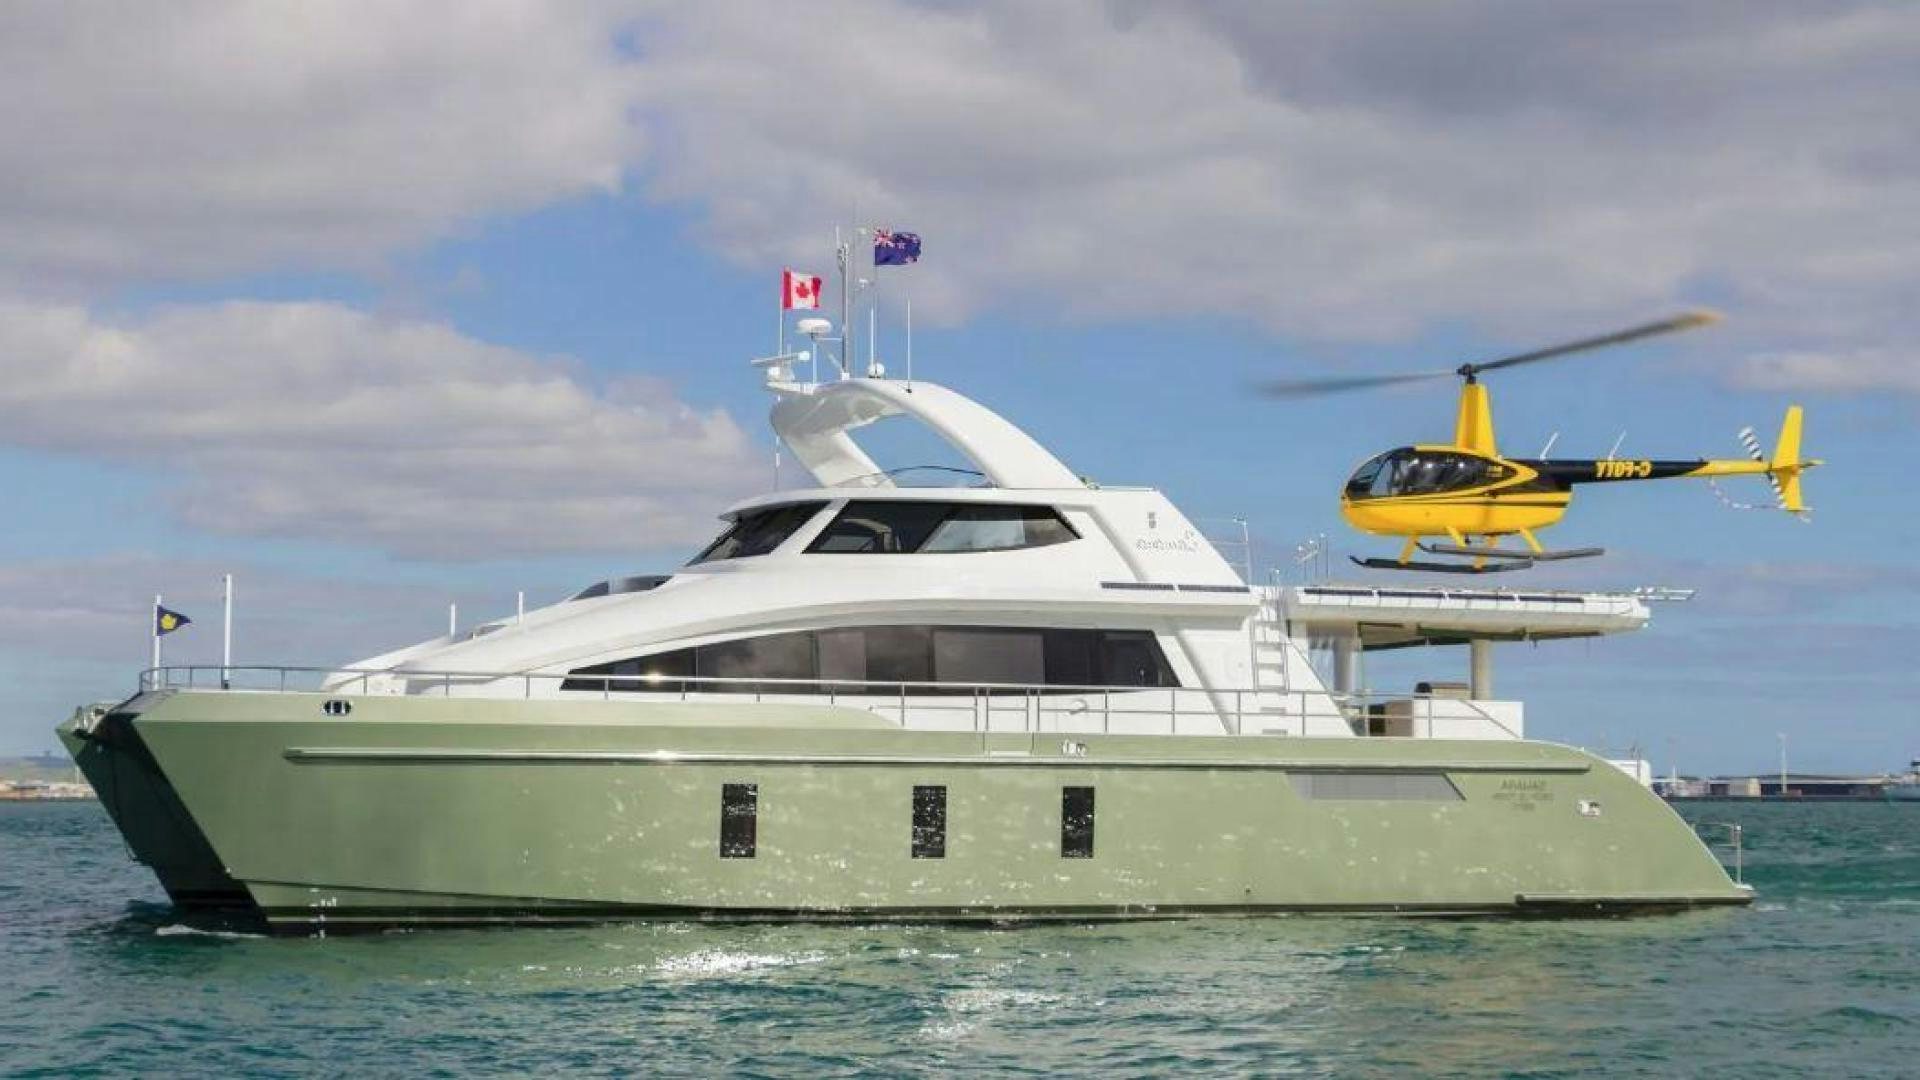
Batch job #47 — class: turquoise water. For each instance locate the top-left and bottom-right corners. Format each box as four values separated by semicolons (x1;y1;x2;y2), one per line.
3;801;1916;1077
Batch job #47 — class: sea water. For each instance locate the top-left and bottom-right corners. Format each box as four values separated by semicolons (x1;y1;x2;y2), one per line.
2;801;1915;1077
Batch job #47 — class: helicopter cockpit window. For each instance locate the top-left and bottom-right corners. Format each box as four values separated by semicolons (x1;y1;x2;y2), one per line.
1345;455;1390;498
1350;451;1494;499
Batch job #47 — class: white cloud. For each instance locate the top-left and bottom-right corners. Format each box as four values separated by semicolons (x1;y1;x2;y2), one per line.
1734;349;1920;395
626;1;1920;350
6;1;1914;358
0;300;764;558
0;1;641;291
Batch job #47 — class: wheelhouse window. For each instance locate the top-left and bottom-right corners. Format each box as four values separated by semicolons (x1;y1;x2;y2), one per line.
561;626;1180;694
805;501;1078;554
689;502;828;564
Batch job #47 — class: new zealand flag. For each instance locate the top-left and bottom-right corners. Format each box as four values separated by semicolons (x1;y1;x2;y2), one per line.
873;230;921;266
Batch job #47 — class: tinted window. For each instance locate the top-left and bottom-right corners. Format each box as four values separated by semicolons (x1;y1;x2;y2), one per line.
934;628;1045;685
866;626;933;683
912;785;946;859
1345;454;1390;499
560;648;692;692
563;627;1179;693
699;632;813;690
720;783;756;858
1062;786;1095;859
808;501;950;554
921;505;1078;553
1100;631;1179;687
1042;629;1097;687
808;502;1077;554
1358;452;1496;499
816;628;868;685
690;502;827;563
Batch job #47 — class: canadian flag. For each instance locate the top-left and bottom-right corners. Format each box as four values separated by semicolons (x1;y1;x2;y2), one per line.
782;269;822;310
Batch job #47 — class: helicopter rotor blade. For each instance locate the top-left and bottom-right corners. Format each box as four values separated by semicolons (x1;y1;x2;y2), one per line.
1257;370;1454;399
1463;309;1721;377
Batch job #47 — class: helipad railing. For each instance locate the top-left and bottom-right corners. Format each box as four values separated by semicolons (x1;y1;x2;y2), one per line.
136;664;1521;739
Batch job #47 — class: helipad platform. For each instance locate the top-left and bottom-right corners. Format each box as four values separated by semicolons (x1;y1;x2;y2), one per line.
1280;583;1653;651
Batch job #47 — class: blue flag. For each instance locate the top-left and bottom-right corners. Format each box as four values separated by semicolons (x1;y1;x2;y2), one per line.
155;605;192;636
873;230;921;266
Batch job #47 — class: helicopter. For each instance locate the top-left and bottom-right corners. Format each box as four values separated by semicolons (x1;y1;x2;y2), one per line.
1262;311;1822;574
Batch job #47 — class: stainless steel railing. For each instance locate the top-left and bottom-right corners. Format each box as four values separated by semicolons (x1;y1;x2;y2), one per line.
1693;821;1746;884
137;664;1526;740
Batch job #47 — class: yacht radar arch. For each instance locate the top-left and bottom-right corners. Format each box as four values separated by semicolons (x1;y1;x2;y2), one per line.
767;375;1083;490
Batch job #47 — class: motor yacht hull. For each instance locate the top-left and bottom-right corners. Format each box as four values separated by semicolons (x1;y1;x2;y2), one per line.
63;690;1749;933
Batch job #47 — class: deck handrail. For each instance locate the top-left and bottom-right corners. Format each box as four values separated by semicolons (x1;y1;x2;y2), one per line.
136;665;1533;739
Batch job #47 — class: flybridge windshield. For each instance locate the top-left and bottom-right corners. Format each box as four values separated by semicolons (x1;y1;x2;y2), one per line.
807;501;1078;554
688;502;828;564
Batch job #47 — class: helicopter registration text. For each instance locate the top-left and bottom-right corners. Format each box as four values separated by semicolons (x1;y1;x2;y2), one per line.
1594;459;1654;479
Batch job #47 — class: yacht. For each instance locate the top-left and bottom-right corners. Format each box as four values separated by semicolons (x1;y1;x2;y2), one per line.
1889;760;1920;801
60;359;1750;931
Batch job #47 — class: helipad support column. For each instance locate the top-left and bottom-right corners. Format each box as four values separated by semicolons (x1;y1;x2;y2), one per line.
1469;639;1493;699
1333;636;1359;695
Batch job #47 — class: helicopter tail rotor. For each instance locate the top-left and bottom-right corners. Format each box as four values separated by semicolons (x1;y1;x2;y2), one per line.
1724;406;1818;520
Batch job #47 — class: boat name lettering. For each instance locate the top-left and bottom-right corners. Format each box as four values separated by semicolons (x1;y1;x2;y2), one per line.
1492;777;1555;811
1134;531;1199;554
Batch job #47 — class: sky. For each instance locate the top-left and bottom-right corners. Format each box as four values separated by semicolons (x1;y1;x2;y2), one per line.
1;1;1914;773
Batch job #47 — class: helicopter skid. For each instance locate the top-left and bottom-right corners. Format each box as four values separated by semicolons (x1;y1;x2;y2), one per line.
1418;543;1606;562
1352;556;1535;574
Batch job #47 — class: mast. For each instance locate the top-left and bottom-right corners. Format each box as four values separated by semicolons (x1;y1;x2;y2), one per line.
836;228;852;377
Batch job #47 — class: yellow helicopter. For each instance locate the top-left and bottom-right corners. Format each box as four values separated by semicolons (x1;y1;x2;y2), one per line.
1262;311;1822;574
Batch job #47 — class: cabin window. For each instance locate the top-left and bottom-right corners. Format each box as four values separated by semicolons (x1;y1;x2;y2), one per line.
690;502;828;564
563;627;1180;693
806;501;1077;554
1099;630;1180;688
698;632;813;692
1061;786;1095;858
720;783;757;857
866;626;935;684
912;785;947;858
934;628;1045;686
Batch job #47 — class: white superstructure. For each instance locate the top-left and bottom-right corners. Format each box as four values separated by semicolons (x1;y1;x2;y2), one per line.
322;370;1652;741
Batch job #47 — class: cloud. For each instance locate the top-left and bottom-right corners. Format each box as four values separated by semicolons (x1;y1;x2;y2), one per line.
7;1;1914;359
0;1;641;292
626;1;1920;351
0;300;764;558
1733;349;1920;395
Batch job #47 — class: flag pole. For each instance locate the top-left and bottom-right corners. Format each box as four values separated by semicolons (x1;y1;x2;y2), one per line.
906;296;913;389
836;228;851;378
777;269;786;358
221;573;233;689
151;593;162;676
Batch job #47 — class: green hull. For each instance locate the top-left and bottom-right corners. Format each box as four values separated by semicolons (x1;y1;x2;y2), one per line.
62;690;1748;933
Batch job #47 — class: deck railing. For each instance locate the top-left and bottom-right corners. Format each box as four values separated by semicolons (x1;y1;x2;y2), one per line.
136;665;1522;740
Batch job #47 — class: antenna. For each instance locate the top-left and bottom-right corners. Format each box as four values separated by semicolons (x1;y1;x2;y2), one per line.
1606;430;1628;461
1538;431;1559;458
906;296;914;389
796;318;838;379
